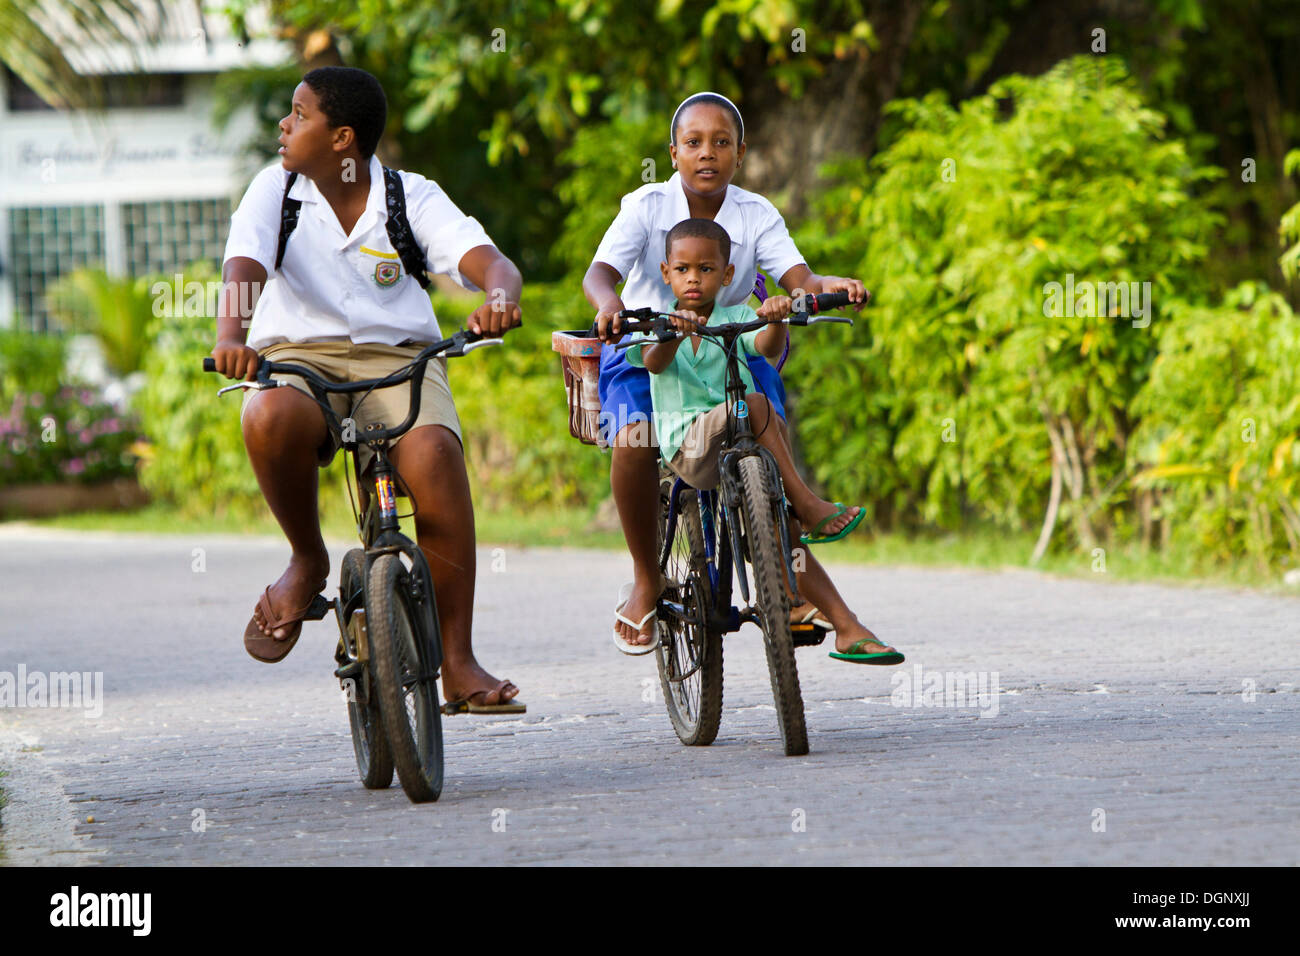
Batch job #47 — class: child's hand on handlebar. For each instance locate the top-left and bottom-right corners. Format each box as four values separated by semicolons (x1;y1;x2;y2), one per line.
820;277;871;309
468;298;522;337
669;310;703;334
211;339;261;381
756;295;793;323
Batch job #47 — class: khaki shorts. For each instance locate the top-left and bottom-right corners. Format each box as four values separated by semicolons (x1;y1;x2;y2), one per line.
240;340;462;469
668;403;732;489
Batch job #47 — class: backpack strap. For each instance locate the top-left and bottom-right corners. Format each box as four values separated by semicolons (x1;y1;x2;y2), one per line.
274;171;302;273
382;167;430;289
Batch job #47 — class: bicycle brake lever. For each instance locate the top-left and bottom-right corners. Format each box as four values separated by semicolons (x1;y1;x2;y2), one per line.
217;380;278;396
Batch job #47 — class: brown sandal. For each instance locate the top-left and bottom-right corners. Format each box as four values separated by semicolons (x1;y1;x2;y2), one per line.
244;586;332;663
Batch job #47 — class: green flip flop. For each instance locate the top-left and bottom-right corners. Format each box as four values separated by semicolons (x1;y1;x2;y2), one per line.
800;502;866;545
829;638;905;666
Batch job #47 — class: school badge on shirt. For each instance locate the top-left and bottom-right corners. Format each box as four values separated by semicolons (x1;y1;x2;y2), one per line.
374;261;401;286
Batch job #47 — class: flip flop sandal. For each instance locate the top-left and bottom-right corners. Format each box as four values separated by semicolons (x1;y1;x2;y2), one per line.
244;586;332;663
442;684;527;715
792;605;834;631
829;637;905;666
612;581;660;655
800;502;866;545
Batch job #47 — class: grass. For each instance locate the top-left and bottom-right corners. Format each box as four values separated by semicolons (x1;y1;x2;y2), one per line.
12;500;1282;593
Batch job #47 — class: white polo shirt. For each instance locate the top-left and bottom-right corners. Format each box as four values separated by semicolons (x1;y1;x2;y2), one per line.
224;154;496;349
590;171;806;311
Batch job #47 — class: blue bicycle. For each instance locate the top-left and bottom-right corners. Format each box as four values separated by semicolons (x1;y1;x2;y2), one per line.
613;291;853;756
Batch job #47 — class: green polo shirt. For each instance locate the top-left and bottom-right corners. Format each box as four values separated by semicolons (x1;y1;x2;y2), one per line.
625;302;767;464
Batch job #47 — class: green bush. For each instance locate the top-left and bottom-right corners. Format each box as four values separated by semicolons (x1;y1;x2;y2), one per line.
434;281;609;510
0;328;67;401
1132;283;1300;570
791;56;1222;552
45;267;155;377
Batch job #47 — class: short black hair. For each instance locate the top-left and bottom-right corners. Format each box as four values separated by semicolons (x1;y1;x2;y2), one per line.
302;66;387;159
665;218;732;263
670;93;744;146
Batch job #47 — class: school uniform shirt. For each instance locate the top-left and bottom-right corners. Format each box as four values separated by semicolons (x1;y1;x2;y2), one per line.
591;171;806;310
224;154;496;350
623;303;763;465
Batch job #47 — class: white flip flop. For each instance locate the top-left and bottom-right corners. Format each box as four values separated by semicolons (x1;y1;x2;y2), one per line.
612;581;660;655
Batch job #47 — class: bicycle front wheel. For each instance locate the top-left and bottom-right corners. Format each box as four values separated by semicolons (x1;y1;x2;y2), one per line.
737;454;808;756
656;480;723;746
367;552;444;802
339;549;393;790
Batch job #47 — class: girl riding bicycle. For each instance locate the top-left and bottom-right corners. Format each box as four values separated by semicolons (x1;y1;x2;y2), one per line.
582;91;887;655
622;218;901;664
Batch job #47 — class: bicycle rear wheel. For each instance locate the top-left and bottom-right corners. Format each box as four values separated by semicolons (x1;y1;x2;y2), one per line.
737;454;808;756
655;480;723;746
367;552;444;802
338;549;393;790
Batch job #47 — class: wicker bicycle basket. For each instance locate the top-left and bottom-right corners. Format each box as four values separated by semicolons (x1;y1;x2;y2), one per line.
551;330;605;447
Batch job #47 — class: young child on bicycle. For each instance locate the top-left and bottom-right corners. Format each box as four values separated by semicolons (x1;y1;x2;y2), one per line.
210;66;524;711
623;218;901;664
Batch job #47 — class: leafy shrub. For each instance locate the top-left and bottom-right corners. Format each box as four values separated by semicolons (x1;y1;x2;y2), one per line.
791;56;1222;552
434;281;609;510
45;267;156;377
0;328;67;402
1132;283;1300;570
0;387;141;486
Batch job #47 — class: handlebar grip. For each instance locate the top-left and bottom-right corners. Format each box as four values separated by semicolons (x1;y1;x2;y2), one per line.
804;291;853;314
202;357;216;373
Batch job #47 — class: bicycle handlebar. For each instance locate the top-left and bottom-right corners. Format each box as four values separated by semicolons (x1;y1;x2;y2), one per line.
202;329;502;443
610;291;855;352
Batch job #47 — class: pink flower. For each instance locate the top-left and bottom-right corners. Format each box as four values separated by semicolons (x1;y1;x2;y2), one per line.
62;458;86;475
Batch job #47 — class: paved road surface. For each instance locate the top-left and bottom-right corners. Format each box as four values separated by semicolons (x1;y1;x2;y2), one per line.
0;526;1295;865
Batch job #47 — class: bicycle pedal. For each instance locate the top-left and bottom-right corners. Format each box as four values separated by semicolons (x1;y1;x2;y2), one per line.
303;594;335;621
334;660;364;681
791;623;829;647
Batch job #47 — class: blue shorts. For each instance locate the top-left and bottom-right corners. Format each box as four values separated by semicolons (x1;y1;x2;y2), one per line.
597;344;787;445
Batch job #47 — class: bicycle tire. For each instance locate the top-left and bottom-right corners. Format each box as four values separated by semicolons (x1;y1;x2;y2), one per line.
367;552;444;802
737;455;808;756
655;480;723;746
339;549;394;790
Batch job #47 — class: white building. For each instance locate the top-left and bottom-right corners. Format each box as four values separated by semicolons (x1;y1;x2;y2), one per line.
0;2;286;330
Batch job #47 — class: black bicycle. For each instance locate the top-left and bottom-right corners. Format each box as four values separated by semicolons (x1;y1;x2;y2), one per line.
203;329;501;801
613;291;853;756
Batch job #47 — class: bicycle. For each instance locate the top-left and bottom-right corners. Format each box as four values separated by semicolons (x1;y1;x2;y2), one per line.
202;329;502;801
611;291;854;756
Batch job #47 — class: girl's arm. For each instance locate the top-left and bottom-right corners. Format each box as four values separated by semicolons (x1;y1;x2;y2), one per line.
583;261;627;340
777;264;870;308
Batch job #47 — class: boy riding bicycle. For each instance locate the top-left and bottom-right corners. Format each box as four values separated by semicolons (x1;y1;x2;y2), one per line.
210;66;525;711
623;218;901;663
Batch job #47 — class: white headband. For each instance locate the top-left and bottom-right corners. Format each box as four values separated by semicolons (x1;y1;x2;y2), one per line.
670;92;744;144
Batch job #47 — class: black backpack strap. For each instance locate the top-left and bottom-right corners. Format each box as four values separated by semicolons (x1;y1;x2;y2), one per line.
274;171;301;272
382;167;430;289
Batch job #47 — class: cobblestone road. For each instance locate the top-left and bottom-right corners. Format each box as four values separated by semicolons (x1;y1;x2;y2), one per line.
0;526;1295;865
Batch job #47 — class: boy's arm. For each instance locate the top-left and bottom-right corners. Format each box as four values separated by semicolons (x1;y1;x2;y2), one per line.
211;257;267;381
639;335;684;374
753;296;793;360
457;245;523;337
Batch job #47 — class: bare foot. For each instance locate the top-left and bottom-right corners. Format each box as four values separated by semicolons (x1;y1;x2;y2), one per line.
442;658;520;706
615;571;668;647
252;550;330;640
833;618;896;656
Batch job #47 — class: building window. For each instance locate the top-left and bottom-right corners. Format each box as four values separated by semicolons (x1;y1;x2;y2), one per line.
6;205;105;332
123;199;231;277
